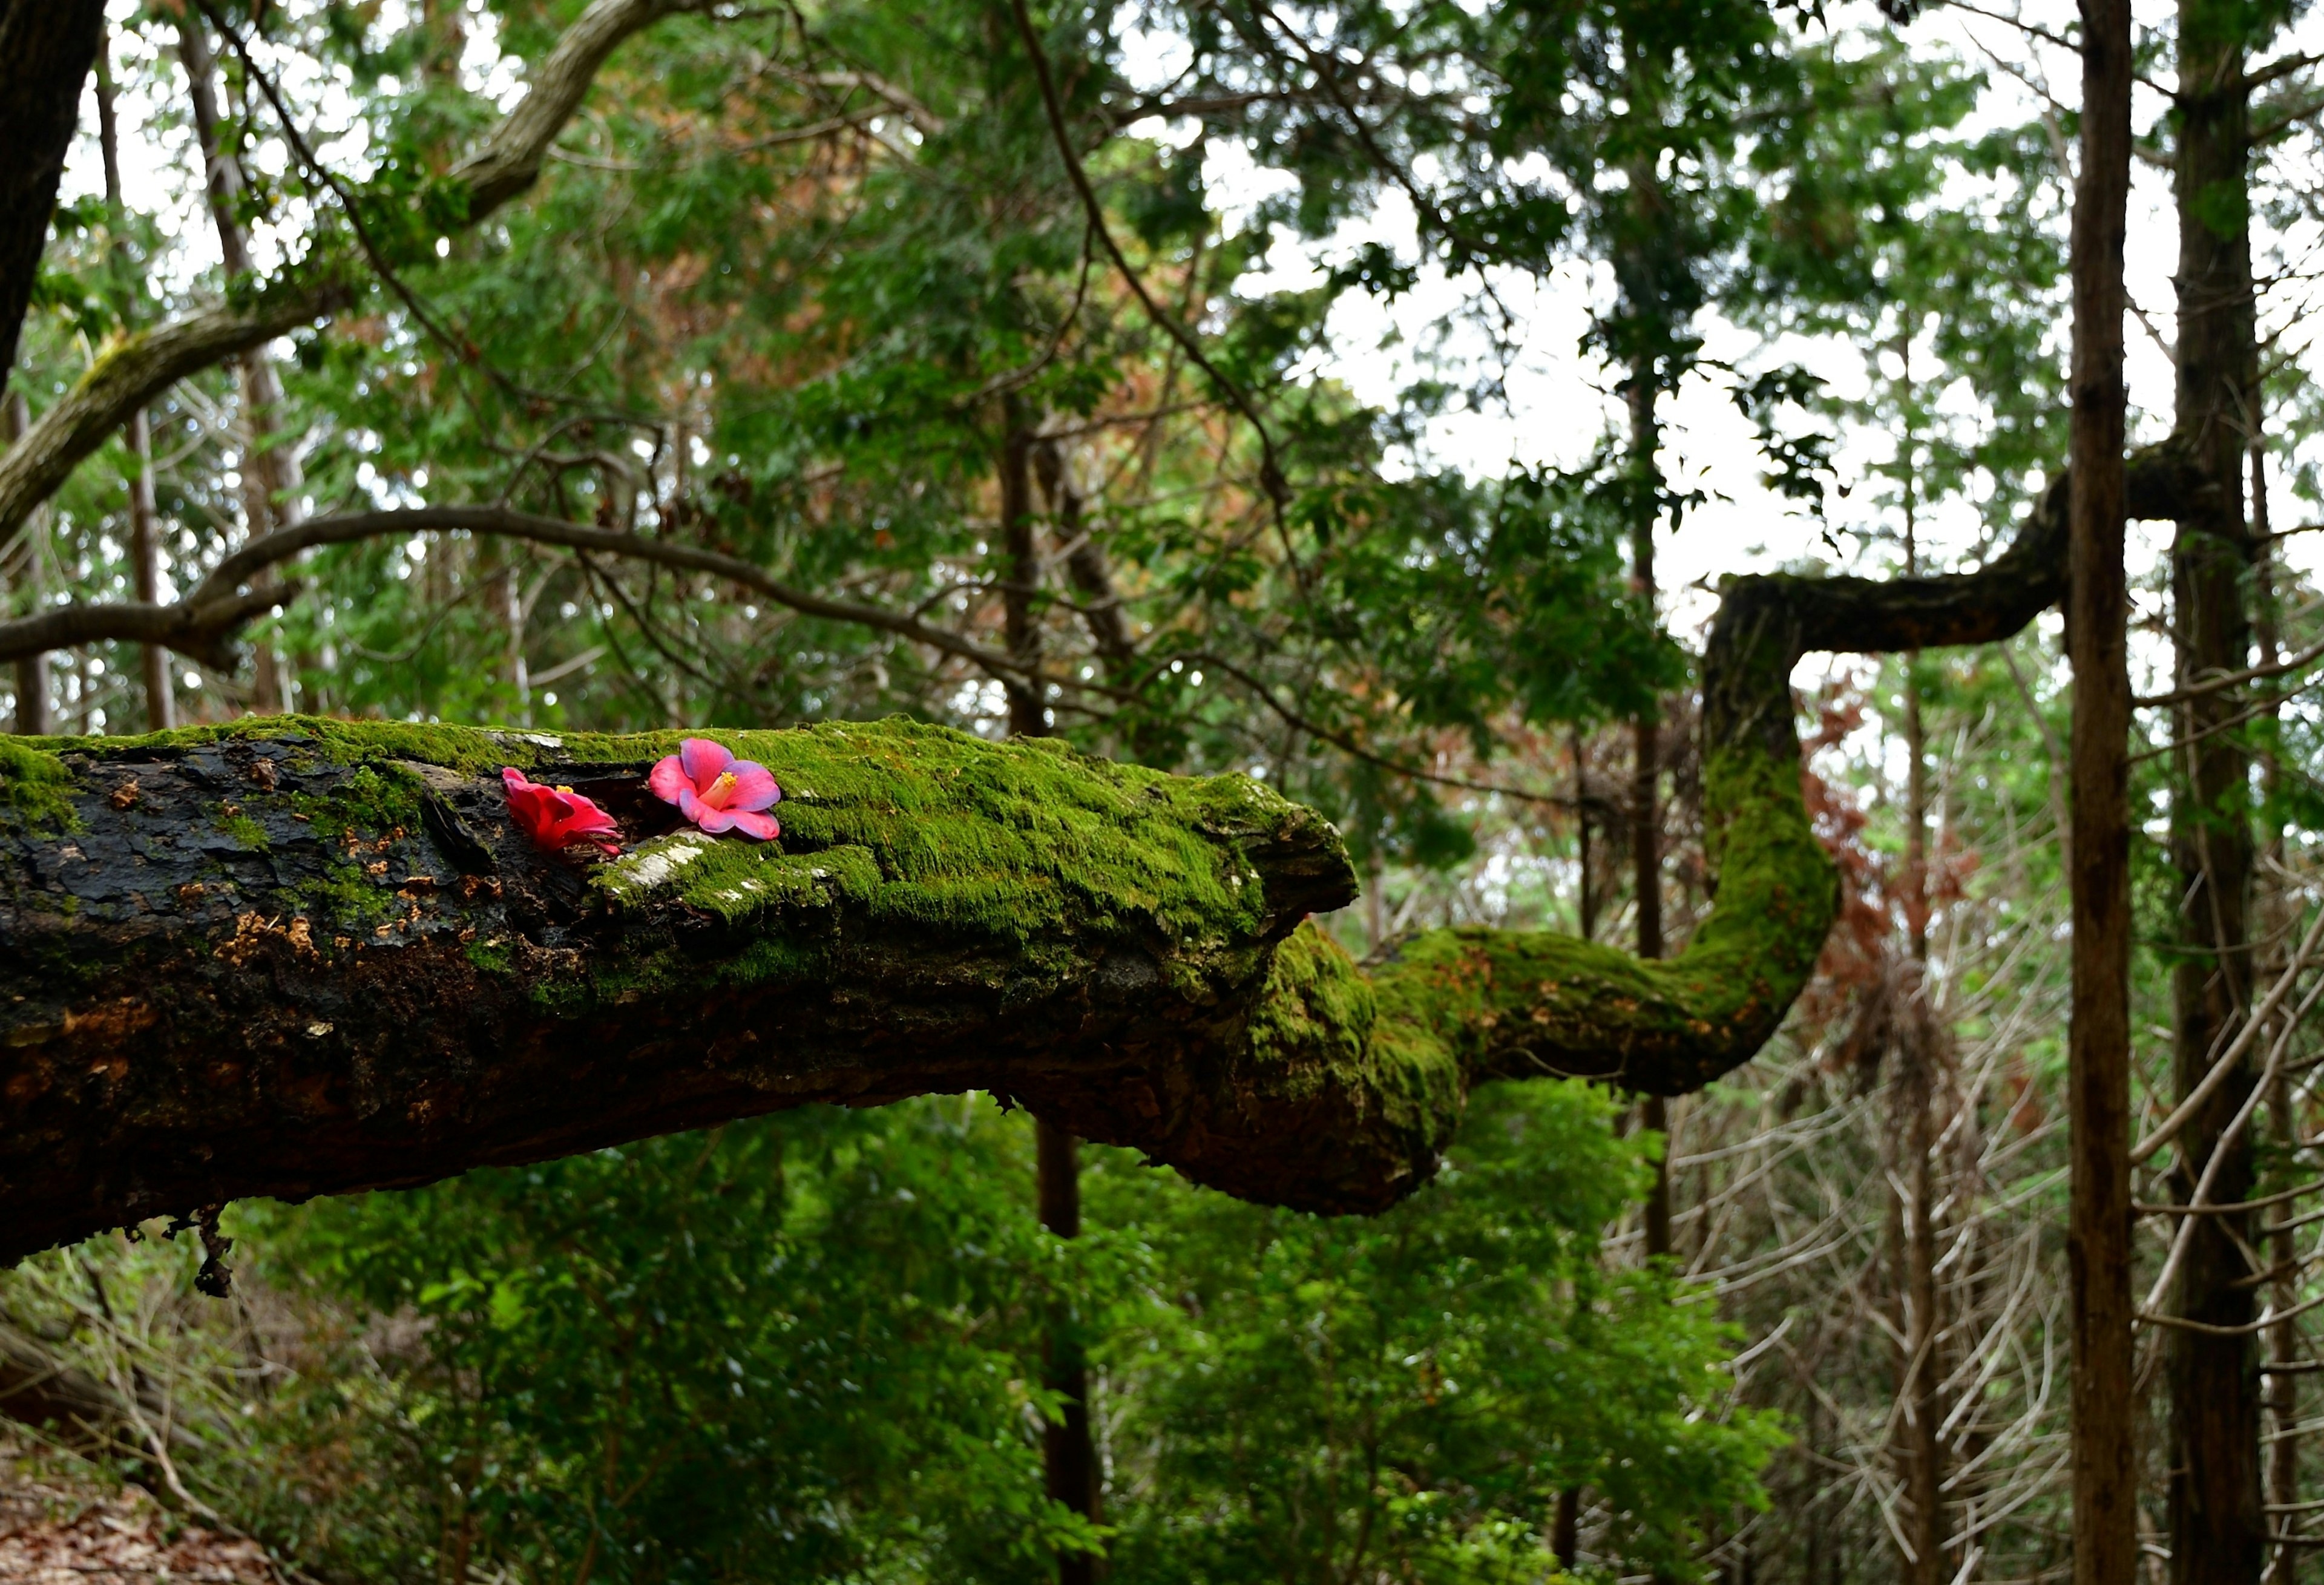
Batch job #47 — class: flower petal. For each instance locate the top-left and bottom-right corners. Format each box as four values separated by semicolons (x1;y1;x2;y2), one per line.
677;787;704;822
695;807;737;834
727;809;780;841
724;762;780;813
502;766;532;794
679;737;732;791
556;792;621;834
647;755;689;806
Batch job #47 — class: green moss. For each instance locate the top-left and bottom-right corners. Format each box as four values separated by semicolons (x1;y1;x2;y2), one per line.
0;738;80;833
579;718;1308;965
1364;743;1838;1092
288;764;424;839
597;833;883;926
209;802;269;851
50;714;523;779
1244;922;1466;1155
289;860;398;927
465;937;514;974
1247;923;1379;1084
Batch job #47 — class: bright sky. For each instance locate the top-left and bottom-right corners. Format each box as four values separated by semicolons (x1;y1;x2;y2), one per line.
1190;1;2324;698
64;0;2324;702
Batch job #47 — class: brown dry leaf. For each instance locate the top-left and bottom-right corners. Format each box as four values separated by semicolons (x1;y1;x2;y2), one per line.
0;1453;281;1585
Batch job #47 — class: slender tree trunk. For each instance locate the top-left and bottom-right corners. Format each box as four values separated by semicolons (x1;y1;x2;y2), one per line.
1897;497;1946;1585
1004;411;1101;1584
2067;5;2139;1583
177;16;303;713
2254;447;2301;1585
1;390;48;735
1896;441;1952;1580
1575;727;1597;943
1553;1486;1582;1572
1629;375;1673;1265
2167;6;2266;1580
127;411;171;732
94;29;174;735
1038;1118;1100;1585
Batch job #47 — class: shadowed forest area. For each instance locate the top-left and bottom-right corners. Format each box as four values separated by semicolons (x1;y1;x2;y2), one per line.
8;0;2324;1582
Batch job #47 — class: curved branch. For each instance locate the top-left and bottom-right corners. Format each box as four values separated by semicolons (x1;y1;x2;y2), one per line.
0;445;2209;1257
450;0;707;214
0;0;703;537
192;505;1026;676
0;287;343;537
0;504;1032;681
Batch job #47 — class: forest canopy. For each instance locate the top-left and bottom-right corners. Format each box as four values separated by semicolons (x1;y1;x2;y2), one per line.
5;0;2324;1583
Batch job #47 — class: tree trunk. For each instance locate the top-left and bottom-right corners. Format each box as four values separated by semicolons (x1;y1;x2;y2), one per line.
1629;360;1675;1269
2067;5;2139;1584
94;27;174;737
2254;451;2300;1585
1038;1117;1100;1585
2167;6;2267;1581
2;390;51;735
176;16;303;715
1003;412;1102;1584
1553;1486;1582;1571
0;0;105;390
1896;481;1947;1585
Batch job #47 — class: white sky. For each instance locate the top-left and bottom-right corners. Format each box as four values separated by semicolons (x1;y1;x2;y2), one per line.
1186;1;2324;698
63;0;2324;704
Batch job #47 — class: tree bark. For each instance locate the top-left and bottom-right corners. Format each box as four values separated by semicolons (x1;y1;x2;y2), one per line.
94;28;175;737
1627;341;1674;1269
2166;4;2266;1580
1038;1117;1100;1585
2067;5;2139;1584
0;449;2197;1263
0;0;105;392
1897;474;1947;1585
1003;410;1102;1585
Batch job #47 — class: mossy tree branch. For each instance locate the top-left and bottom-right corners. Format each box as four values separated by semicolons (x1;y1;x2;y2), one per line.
0;450;2204;1261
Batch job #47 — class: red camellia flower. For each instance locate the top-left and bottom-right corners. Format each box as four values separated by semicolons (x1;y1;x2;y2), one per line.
501;767;625;855
647;737;781;840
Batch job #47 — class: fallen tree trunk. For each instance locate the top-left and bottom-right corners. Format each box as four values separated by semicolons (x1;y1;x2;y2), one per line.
0;452;2193;1262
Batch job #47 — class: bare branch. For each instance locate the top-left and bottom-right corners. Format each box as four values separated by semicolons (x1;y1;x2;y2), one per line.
0;504;1029;681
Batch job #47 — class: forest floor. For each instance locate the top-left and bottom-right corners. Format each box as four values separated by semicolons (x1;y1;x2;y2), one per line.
0;1440;280;1584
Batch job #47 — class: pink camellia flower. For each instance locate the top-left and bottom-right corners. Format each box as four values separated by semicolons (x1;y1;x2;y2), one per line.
501;767;625;856
648;737;781;840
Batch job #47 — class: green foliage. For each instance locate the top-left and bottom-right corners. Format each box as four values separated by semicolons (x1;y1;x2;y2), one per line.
1094;1081;1785;1583
143;1085;1774;1584
233;1104;1108;1583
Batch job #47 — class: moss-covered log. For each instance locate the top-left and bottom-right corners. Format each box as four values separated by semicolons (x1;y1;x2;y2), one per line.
0;717;1400;1260
0;453;2194;1261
